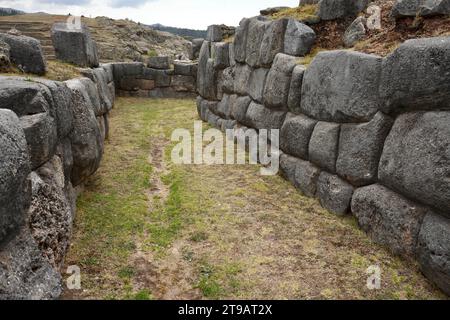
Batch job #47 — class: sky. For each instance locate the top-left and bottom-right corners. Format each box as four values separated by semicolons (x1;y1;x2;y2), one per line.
0;0;299;29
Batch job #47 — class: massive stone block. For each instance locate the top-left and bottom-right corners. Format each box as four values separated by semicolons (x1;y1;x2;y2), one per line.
20;113;58;171
263;53;298;110
66;79;104;187
0;227;62;299
287;65;306;114
82;68;114;114
174;61;198;77
234;63;252;96
0;33;46;75
212;42;230;69
0;109;30;244
30;156;73;268
379;37;450;114
190;38;204;60
295;158;321;197
51;23;99;68
259;19;288;67
216;94;235;119
417;213;450;296
352;184;427;256
378;111;450;216
78;78;103;116
318;0;370;20
245;18;268;67
280;153;300;185
171;75;196;92
230;95;252;123
0;76;51;116
317;172;354;216
301;50;382;122
248;68;269;103
112;62;144;80
197;41;214;99
309;122;340;173
244;101;286;130
142;68;171;87
280;113;317;160
147;56;170;70
206;25;223;42
233;18;250;63
337;112;393;186
284;19;316;56
32;79;74;139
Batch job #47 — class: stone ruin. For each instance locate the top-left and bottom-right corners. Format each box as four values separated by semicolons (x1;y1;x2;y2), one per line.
0;0;449;299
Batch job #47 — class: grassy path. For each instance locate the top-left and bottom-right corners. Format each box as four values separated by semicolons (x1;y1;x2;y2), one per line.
63;97;445;300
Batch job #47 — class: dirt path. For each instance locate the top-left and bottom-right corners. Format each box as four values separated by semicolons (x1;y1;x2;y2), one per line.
63;97;445;300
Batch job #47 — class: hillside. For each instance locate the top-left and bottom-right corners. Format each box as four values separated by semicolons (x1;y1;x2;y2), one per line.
0;13;191;62
0;7;25;16
150;23;206;40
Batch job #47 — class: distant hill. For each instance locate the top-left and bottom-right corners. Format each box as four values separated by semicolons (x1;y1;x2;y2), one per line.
150;23;206;40
0;8;25;16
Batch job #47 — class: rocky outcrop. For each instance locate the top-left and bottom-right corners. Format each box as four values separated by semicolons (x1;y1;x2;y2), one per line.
0;33;46;75
51;23;99;68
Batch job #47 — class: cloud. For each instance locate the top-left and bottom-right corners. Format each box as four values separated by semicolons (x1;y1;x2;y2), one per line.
35;0;91;4
108;0;152;8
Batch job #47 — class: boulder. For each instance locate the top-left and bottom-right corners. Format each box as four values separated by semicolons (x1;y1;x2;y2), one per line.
379;37;450;115
391;0;450;17
337;112;393;187
352;184;427;256
248;68;269;103
263;53;298;110
259;19;288;67
245;18;268;67
378;111;450;216
206;25;223;42
147;56;170;70
230;95;252;123
317;172;354;215
212;42;230;69
295;159;321;197
344;16;366;47
233;18;251;63
234;63;252;96
309;122;340;173
51;23;98;68
417;213;450;296
301;50;382;122
0;227;62;299
244;101;286;130
0;109;30;244
284;19;316;56
20;112;58;170
66;79;104;187
318;0;370;20
0;33;46;75
287;65;306;114
280;113;317;160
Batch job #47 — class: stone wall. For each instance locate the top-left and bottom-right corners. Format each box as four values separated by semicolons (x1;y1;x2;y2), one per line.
0;63;115;299
111;60;198;99
196;16;450;295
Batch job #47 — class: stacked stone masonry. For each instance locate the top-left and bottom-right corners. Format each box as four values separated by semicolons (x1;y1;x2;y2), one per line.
196;16;450;296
